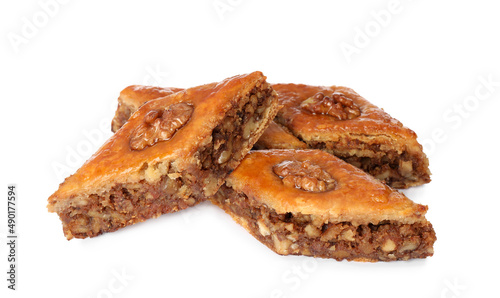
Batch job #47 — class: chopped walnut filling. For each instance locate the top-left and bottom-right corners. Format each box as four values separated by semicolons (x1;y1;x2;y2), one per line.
300;92;361;120
199;83;274;173
212;186;436;261
306;139;430;188
60;163;200;239
130;102;194;151
194;84;275;196
273;160;336;192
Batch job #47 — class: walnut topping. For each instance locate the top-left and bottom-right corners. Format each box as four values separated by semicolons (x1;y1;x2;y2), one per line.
130;102;193;151
300;92;361;120
273;160;336;192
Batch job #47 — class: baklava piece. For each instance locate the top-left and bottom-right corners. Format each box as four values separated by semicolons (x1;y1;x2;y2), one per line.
272;84;431;188
48;71;279;240
211;150;436;262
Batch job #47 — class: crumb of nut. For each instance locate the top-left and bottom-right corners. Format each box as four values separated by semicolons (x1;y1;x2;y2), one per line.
217;150;232;164
167;173;182;179
399;160;414;178
242;118;258;140
284;223;294;232
381;239;396;252
272;234;292;254
304;224;321;237
257;220;271;236
340;229;356;241
203;176;219;195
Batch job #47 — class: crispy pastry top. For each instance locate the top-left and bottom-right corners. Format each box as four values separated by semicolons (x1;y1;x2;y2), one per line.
226;150;429;225
120;85;184;109
49;71;269;205
273;84;419;145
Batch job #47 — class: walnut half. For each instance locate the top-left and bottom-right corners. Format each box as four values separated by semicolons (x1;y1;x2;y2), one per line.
300;92;361;120
273;160;336;192
129;102;194;151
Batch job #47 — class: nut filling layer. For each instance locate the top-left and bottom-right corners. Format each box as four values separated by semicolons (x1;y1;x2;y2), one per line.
57;83;275;239
194;83;275;194
306;139;431;189
212;185;436;262
60;168;200;239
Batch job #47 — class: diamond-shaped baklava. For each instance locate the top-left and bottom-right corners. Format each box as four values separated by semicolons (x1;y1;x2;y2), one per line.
48;72;279;239
272;84;431;188
211;150;436;262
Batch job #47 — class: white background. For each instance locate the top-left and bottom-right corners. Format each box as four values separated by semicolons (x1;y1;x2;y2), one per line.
1;1;499;297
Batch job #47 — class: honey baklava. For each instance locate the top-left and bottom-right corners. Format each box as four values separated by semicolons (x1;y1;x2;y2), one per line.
48;71;279;239
211;150;436;262
272;84;431;188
